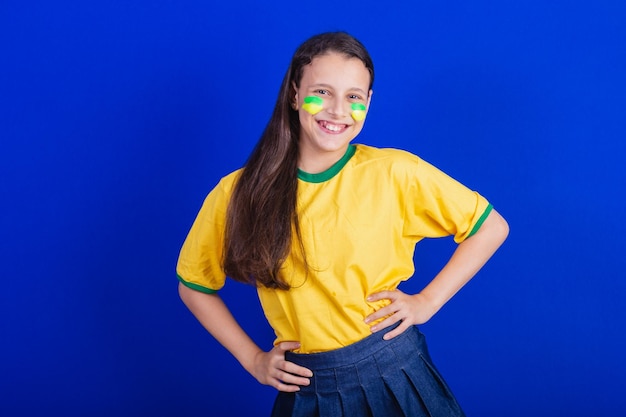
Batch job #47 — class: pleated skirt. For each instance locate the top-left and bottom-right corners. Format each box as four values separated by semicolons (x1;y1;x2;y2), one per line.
270;325;465;417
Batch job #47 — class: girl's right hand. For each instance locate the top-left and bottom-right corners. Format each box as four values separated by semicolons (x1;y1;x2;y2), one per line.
249;342;313;392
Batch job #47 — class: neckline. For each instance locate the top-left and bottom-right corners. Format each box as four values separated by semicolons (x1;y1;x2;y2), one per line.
297;145;357;183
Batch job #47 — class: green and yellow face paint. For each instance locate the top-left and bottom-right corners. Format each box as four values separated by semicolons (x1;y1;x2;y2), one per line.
302;96;324;115
301;96;367;122
351;103;367;122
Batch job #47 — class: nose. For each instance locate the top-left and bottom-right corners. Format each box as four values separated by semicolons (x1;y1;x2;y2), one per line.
326;98;348;118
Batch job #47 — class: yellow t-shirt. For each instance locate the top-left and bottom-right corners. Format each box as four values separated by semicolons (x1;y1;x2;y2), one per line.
177;144;492;353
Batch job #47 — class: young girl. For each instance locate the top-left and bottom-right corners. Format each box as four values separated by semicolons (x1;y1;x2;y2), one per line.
177;32;509;417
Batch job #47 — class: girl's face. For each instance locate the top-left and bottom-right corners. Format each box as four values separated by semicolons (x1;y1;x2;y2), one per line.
294;52;372;174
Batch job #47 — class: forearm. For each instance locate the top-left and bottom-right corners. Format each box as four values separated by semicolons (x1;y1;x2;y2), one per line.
420;208;509;311
178;283;261;373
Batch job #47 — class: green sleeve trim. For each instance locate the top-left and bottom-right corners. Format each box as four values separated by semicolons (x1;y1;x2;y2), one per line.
177;274;218;294
467;203;493;238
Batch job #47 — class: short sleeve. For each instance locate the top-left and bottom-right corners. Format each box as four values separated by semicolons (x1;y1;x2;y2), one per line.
176;172;239;293
402;158;492;243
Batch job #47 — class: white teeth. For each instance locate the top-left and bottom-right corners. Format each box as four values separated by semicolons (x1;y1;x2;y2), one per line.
320;121;345;132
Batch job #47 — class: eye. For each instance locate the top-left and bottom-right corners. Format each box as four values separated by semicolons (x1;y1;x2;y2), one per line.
315;89;329;95
349;94;363;100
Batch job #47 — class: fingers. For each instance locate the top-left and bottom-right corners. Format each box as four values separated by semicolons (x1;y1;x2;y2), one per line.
382;321;409;340
273;342;313;377
366;290;396;302
367;312;409;340
275;341;302;352
368;313;402;333
364;290;401;324
265;369;309;392
271;363;312;388
282;359;313;378
364;303;396;324
364;290;417;339
265;342;313;392
274;380;303;392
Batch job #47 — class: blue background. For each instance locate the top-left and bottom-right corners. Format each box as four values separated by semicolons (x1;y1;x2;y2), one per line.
2;1;625;415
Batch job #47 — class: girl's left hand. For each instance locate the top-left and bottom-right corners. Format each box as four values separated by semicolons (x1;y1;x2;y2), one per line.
364;290;439;340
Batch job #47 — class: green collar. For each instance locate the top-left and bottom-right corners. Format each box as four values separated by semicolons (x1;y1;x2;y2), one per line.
297;145;357;183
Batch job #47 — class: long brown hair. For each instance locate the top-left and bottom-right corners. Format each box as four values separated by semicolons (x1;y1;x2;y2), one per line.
223;32;375;289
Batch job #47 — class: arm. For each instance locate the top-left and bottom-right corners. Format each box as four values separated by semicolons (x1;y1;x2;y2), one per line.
178;283;312;391
365;208;509;339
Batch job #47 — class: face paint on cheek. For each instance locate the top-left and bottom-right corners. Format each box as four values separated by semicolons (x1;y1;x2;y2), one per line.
351;103;367;122
302;96;324;115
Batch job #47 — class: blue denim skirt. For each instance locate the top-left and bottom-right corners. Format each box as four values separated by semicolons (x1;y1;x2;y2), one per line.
270;325;465;417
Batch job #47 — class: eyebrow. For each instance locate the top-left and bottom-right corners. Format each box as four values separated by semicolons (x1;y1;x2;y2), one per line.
310;83;368;95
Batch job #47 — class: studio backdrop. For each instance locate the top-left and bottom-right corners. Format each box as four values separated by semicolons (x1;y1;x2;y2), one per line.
1;1;625;416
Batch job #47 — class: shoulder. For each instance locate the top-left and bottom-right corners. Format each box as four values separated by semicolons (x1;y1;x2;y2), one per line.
351;144;457;190
198;168;243;213
214;168;244;194
352;144;425;174
354;143;420;163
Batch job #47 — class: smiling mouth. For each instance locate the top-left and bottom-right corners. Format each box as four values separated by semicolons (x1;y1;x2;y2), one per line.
318;120;348;133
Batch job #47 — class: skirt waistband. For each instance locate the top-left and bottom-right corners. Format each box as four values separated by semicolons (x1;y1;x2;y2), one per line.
286;323;419;370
